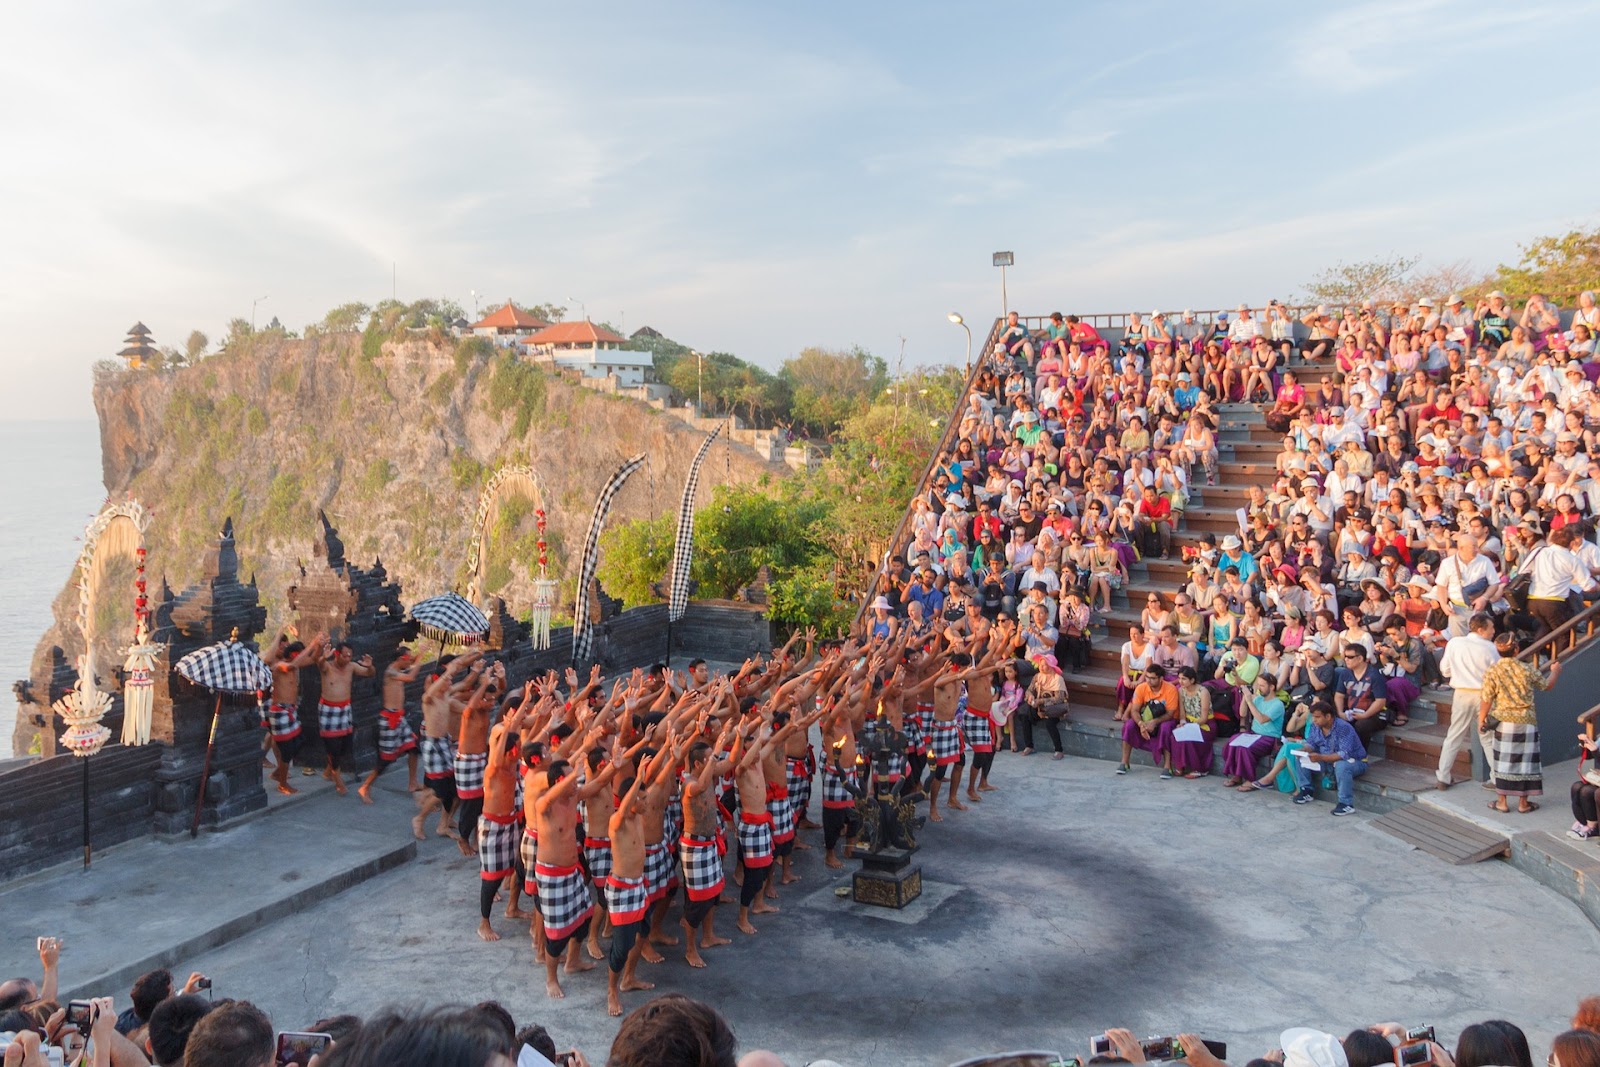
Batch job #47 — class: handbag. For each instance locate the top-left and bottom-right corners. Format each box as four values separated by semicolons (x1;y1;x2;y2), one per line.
1139;699;1166;723
1038;699;1071;720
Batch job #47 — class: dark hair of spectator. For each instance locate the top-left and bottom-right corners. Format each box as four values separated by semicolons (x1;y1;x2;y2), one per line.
1456;1021;1532;1067
1576;996;1600;1033
147;994;213;1067
309;1014;365;1047
607;993;737;1067
1342;1029;1396;1067
131;968;174;1021
320;1007;512;1067
182;999;274;1067
515;1024;558;1063
468;1002;516;1048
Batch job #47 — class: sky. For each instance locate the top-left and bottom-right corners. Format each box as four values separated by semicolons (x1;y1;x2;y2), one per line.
3;0;1598;420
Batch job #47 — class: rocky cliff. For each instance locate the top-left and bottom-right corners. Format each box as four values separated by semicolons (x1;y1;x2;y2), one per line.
16;333;783;753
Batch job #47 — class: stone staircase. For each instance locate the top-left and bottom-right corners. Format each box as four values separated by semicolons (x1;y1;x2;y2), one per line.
1055;358;1454;811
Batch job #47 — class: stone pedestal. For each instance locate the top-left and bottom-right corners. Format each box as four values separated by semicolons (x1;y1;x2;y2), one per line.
851;846;922;909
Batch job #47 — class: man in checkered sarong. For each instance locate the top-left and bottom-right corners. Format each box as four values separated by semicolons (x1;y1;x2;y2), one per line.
413;650;481;849
604;768;658;1017
454;661;503;849
904;649;995;824
475;703;525;943
358;649;423;802
731;706;822;936
533;748;634;1000
312;638;375;797
678;728;736;968
262;631;320;796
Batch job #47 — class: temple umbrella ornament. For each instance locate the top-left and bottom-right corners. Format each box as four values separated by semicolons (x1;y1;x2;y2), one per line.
409;593;491;646
571;452;647;667
120;618;159;746
530;509;556;650
176;632;271;838
54;655;114;870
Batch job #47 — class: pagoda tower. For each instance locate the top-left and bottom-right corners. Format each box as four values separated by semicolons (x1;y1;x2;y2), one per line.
118;322;158;369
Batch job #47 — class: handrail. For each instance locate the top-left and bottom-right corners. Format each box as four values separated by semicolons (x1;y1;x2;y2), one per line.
1518;598;1600;669
852;317;1002;628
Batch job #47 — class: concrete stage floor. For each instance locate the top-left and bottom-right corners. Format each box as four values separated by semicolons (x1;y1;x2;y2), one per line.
6;748;1596;1067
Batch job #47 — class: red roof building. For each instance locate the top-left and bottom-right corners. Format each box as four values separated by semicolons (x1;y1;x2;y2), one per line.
523;321;628;348
470;301;549;335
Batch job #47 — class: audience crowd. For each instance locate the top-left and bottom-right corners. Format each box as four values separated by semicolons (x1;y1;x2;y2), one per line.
0;941;1595;1067
872;298;1600;827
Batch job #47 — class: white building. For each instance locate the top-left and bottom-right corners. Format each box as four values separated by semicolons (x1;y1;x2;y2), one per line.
521;321;655;386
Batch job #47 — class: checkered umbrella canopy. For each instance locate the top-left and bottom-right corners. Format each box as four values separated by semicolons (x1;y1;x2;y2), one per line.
409;593;490;645
175;638;271;695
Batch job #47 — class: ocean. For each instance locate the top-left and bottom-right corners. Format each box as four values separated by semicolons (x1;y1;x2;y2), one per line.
0;421;105;758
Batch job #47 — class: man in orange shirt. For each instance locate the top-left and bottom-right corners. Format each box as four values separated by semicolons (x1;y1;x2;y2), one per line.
1117;667;1179;776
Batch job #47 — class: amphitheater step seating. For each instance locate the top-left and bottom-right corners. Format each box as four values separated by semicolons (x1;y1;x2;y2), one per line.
1045;359;1475;805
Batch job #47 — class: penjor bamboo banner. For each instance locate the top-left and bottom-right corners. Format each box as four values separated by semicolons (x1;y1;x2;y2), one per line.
669;424;723;623
571;452;648;666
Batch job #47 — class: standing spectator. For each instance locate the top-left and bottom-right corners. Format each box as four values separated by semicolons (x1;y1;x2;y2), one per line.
1433;534;1503;636
1436;612;1501;788
1480;631;1564;813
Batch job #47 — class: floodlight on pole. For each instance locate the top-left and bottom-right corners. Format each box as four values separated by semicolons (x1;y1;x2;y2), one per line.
992;251;1014;317
948;313;972;378
251;295;269;334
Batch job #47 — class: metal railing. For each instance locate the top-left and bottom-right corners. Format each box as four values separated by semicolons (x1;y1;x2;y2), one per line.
852;316;1003;628
1519;600;1600;669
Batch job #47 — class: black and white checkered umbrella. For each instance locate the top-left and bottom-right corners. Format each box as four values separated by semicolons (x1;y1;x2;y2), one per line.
410;593;490;645
175;638;271;695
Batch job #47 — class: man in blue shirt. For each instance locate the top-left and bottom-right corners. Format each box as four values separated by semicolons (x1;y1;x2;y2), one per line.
904;568;946;618
1293;700;1368;816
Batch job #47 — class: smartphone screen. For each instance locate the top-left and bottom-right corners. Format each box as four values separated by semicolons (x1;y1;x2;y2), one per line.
275;1032;332;1067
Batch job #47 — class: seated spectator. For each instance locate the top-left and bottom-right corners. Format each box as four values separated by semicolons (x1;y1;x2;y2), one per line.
1292;700;1368;815
607;994;738;1067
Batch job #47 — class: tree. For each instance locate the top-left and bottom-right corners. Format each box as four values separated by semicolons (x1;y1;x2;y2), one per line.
519;302;567;323
1492;227;1600;303
1299;254;1420;307
596;515;674;607
320;302;371;334
781;345;887;440
184;330;208;362
221;318;253;352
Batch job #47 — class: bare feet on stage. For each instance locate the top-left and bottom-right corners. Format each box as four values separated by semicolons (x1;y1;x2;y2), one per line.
752;900;779;915
966;790;982;802
948;799;968;812
702;932;731;948
277;783;297;796
477;919;500;942
979;782;998;792
504;905;530;920
357;784;374;804
737;917;758;935
781;869;801;885
825;853;844;867
640;943;664;964
620;976;654;992
647;929;679;946
411;814;426;841
546;977;564;999
585;940;605;961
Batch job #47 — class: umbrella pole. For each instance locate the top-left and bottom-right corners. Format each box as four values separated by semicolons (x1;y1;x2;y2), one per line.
191;694;223;839
82;755;90;871
664;617;673;668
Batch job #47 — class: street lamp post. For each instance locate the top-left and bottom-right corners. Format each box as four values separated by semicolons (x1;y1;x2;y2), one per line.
948;313;972;378
992;251;1014;317
694;350;704;413
251;294;269;333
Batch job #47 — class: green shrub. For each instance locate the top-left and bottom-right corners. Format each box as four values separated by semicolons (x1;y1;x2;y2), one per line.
485;352;546;437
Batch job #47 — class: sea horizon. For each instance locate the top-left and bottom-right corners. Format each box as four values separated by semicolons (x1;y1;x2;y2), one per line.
0;418;104;758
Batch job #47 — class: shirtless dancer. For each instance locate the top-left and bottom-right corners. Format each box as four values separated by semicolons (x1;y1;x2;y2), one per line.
313;639;375;796
819;705;861;868
533;733;635;999
676;710;739;966
734;705;822;930
358;648;422;802
262;632;320;795
414;651;480;847
455;662;504;848
476;695;526;942
958;644;1004;801
905;647;973;822
603;765;657;1016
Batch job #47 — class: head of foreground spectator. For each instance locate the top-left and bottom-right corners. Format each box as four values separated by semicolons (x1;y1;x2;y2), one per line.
1553;1030;1600;1067
147;993;213;1067
183;999;274;1067
321;1007;515;1067
608;994;738;1067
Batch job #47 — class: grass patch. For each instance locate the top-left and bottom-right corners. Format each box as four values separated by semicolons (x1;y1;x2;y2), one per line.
486;352;546;437
360;458;397;496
